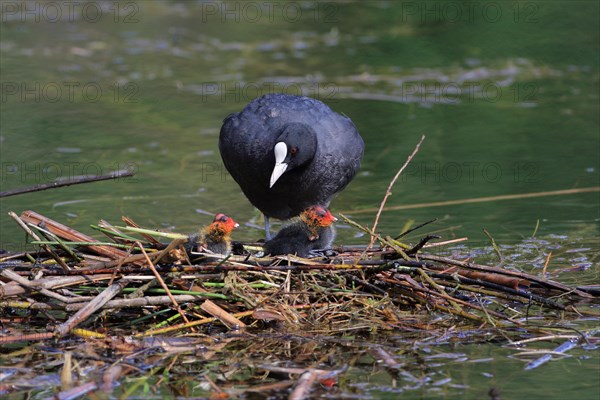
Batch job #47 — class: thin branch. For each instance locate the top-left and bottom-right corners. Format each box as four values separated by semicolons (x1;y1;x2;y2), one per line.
0;169;134;198
395;218;438;239
483;228;505;268
8;211;70;271
55;280;126;337
136;241;190;324
344;186;600;214
369;135;426;249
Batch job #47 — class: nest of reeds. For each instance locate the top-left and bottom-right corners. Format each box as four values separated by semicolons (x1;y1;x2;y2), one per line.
2;209;597;340
2;207;599;397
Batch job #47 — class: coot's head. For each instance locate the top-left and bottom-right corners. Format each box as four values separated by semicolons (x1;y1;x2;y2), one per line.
207;213;239;237
269;123;318;188
300;205;337;228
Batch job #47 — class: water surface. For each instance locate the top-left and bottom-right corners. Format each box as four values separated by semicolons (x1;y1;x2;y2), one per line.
1;1;598;398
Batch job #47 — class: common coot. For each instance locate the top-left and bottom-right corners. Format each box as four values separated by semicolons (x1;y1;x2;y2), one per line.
219;93;364;238
263;205;337;257
191;213;239;255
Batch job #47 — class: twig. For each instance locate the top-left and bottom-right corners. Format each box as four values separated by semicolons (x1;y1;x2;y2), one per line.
289;369;319;400
136;241;190;324
8;211;70;271
531;219;540;237
428;272;564;309
406;234;441;255
200;299;247;329
423;237;468;248
93;220;145;243
418;269;468;315
0;332;54;344
0;169;134;198
19;210;130;259
1;269;82;304
113;225;187;240
369;135;425;249
32;240;145;250
475;293;497;327
368;347;403;370
388;272;525;324
122;216;164;245
338;214;381;242
483;229;505;268
0;300;54;310
139;310;256;337
30;223;82;263
51;382;98;400
524;339;578;370
542;251;552;275
395;218;438;239
418;254;592;298
55;280;127;336
508;334;583;346
343;186;600;214
64;295;208;311
61;351;73;390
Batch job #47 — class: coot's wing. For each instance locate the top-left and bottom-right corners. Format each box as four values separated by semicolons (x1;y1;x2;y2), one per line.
219;108;274;185
311;108;365;198
263;222;309;256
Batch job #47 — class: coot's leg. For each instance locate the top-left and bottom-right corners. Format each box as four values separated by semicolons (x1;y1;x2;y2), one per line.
264;215;272;240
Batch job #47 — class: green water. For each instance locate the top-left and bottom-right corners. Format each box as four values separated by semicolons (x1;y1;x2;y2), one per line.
1;1;598;398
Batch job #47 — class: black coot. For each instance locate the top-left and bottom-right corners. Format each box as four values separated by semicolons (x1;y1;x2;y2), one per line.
263;205;336;257
219;93;364;237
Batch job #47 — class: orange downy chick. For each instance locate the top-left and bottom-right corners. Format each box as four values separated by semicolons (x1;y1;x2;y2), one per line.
198;213;239;255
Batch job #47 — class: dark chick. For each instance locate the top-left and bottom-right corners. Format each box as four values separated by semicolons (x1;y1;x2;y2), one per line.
219;93;364;238
263;205;337;257
195;213;239;255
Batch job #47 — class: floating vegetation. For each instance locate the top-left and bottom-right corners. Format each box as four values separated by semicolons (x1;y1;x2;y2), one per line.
1;207;598;398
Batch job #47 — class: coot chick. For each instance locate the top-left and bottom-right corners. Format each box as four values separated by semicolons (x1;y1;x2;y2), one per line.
192;213;239;255
219;93;364;238
263;205;337;257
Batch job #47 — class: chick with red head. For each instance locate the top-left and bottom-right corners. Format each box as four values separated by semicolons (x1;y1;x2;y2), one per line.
196;213;239;255
263;205;336;257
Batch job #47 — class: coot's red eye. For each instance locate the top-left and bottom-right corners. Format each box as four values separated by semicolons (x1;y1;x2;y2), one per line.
290;147;298;155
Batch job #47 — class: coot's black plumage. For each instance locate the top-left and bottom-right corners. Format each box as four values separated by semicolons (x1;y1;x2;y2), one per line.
219;93;364;234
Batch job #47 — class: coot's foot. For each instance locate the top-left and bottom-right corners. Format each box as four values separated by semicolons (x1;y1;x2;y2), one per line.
307;248;337;258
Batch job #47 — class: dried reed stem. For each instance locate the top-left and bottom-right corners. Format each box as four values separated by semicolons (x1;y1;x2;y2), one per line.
368;135;426;249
